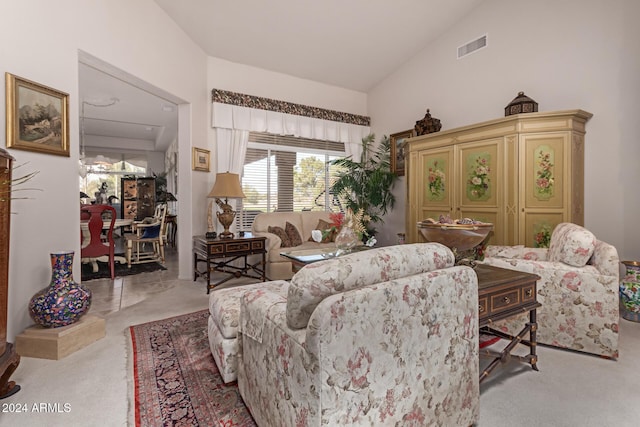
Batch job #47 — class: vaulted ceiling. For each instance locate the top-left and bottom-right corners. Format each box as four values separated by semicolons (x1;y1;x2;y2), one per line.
80;0;483;155
154;0;483;92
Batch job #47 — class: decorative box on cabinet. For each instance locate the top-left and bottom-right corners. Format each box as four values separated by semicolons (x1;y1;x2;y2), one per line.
120;177;156;221
405;109;592;247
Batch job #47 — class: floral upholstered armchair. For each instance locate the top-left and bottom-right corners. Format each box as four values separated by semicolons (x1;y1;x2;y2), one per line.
481;222;620;358
236;243;480;427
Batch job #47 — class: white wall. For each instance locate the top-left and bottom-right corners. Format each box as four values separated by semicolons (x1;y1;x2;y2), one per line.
368;0;640;259
0;0;208;341
208;57;368;116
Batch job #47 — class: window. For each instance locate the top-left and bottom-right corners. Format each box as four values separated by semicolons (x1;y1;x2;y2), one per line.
238;132;345;230
80;155;147;203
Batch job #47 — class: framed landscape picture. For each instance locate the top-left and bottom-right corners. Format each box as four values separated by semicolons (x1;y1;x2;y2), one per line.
5;73;69;156
192;147;210;172
390;129;414;176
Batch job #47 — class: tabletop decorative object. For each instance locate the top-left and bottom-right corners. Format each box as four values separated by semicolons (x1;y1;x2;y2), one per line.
414;109;442;136
505;91;538;116
417;215;493;265
28;251;92;328
334;208;370;255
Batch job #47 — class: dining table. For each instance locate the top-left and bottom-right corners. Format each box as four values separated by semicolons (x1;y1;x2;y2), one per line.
81;218;133;273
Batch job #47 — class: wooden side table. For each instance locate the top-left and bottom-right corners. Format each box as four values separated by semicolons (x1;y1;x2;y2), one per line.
475;264;541;383
193;234;267;293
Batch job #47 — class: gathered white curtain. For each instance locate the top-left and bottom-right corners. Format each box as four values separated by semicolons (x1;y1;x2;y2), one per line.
343;138;363;162
211;103;370;160
215;128;249;174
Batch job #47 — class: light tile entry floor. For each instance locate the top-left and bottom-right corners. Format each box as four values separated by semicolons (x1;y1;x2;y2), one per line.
86;246;183;316
86;246;258;316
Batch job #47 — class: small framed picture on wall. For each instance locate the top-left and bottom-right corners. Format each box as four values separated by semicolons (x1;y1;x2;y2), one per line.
390;129;414;176
192;147;210;172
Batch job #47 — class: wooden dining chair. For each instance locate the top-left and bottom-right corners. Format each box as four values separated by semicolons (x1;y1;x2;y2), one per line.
81;204;117;279
125;203;167;267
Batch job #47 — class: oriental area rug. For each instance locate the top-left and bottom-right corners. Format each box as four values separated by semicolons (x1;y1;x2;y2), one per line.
81;260;166;281
129;310;500;426
129;309;256;427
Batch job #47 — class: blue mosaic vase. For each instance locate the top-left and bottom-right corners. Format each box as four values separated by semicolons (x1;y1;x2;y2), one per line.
28;251;92;328
620;261;640;322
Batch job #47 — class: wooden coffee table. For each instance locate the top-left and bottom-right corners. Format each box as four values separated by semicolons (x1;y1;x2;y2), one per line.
474;264;541;383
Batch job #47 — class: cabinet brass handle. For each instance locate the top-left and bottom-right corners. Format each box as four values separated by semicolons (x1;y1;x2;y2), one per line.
479;305;485;312
525;289;533;297
503;296;511;304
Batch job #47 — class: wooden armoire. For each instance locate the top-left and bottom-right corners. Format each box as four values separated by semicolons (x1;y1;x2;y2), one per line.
405;110;592;247
0;148;20;398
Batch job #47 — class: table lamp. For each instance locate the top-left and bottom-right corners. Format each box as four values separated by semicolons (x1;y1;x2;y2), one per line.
207;172;245;239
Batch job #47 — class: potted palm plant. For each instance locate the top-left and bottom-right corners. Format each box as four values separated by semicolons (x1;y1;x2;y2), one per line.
329;134;398;238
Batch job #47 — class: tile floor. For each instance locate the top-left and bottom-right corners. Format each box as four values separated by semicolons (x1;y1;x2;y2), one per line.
86;245;182;317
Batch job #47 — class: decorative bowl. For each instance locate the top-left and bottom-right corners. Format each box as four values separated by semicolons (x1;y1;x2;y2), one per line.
417;221;493;252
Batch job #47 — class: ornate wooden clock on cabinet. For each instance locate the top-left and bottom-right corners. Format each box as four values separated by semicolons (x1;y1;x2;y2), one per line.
405;110;592;247
0;148;20;398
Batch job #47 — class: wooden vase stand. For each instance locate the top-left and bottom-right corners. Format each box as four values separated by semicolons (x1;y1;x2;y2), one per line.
0;342;20;399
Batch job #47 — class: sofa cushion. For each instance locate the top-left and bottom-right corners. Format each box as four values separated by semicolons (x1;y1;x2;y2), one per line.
254;212;303;232
548;223;596;267
268;225;289;247
485;245;524;258
286;243;455;329
299;211;334;239
267;222;302;247
209;281;290;339
285;221;302;247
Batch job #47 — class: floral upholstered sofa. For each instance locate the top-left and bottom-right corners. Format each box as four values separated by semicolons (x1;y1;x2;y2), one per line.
235;243;480;426
251;211;336;280
481;222;620;358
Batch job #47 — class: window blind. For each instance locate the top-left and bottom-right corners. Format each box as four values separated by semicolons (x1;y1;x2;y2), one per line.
237;132;346;230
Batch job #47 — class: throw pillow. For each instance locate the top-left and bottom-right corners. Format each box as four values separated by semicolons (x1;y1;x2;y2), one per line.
285;221;302;247
307;219;336;243
268;225;290;247
548;222;596;267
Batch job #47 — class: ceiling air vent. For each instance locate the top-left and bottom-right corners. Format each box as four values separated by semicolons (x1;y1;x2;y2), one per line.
457;34;487;59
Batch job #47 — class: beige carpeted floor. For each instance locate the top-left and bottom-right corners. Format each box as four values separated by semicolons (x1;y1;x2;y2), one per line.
2;248;639;426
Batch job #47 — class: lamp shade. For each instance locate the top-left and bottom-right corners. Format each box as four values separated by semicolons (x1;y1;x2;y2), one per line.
208;172;245;199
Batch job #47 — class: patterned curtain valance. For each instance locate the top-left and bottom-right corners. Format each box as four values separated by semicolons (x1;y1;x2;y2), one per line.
212;88;370;126
212;89;370;147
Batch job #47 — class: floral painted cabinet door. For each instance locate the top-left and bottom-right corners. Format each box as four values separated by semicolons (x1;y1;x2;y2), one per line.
457;139;504;245
416;147;454;221
520;133;570;248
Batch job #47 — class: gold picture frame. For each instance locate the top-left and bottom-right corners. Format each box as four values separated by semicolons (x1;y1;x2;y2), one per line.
390;129;414;176
5;73;69;157
192;147;210;172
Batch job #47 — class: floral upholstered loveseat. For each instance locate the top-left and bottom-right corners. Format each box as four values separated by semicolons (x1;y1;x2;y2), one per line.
481;222;620;358
251;211;336;280
236;243;480;426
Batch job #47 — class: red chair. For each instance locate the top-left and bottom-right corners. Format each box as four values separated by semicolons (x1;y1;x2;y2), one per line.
81;205;116;279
